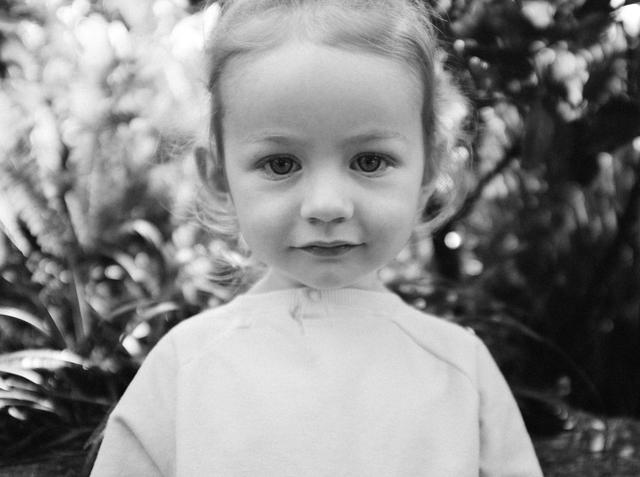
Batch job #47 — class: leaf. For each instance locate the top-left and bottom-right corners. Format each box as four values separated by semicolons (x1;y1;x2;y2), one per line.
0;389;56;413
0;157;68;257
104;298;155;322
119;219;164;251
0;367;44;387
0;306;52;338
0;349;86;371
0;305;67;350
0;187;33;256
107;250;155;293
136;301;180;321
45;426;96;451
121;301;180;348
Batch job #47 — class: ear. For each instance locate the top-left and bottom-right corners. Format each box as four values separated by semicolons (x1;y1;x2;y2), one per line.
195;145;229;193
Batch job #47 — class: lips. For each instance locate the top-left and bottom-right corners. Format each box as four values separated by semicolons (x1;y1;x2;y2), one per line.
297;241;362;257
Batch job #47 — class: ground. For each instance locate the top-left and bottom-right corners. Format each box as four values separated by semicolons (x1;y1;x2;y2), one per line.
534;409;640;476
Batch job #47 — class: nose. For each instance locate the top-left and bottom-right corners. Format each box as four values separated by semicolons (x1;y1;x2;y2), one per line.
300;173;354;223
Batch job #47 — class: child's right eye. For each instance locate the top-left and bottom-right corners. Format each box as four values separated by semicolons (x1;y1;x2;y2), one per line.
260;156;301;177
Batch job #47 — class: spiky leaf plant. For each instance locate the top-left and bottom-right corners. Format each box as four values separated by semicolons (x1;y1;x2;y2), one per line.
0;0;231;468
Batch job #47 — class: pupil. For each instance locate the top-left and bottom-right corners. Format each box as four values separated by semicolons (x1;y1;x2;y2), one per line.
358;155;381;172
270;157;292;174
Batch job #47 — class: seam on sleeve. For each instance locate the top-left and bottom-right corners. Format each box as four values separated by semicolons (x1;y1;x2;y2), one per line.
110;414;165;475
389;319;481;398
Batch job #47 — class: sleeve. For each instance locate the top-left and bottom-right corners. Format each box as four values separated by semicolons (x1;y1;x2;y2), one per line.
475;338;544;477
90;335;177;477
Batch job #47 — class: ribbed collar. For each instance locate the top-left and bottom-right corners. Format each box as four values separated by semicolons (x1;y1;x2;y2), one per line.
228;287;404;322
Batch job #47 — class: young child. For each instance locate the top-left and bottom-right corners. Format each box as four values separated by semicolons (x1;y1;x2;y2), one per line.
91;0;543;475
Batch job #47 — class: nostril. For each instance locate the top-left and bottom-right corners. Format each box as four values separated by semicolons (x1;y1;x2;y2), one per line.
300;198;354;223
308;216;346;225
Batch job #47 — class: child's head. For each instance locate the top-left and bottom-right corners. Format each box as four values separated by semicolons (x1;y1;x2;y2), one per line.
199;0;468;291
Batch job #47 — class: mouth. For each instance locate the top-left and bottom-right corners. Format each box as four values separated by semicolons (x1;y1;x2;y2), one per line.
296;241;362;257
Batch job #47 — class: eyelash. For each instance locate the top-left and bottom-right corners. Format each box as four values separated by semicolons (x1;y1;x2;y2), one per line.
351;153;395;174
259;155;300;177
257;153;395;178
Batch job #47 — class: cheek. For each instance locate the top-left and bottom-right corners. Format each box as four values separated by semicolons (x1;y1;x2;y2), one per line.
373;178;424;221
232;194;292;248
225;171;277;239
365;188;422;242
376;205;417;240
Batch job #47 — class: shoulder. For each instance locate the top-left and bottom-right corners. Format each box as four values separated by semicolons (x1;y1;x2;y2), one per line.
391;301;488;388
155;297;249;366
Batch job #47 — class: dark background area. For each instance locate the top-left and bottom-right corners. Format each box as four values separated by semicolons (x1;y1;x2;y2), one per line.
1;0;640;474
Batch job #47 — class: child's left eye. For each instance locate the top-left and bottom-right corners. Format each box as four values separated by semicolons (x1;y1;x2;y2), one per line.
351;153;393;174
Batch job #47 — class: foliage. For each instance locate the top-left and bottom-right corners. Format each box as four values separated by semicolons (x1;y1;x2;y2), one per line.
0;0;240;464
420;0;640;417
0;0;640;469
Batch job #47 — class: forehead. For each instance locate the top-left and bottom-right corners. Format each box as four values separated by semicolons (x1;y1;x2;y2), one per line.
220;42;423;137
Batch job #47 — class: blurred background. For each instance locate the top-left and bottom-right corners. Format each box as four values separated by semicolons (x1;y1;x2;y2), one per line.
1;0;640;475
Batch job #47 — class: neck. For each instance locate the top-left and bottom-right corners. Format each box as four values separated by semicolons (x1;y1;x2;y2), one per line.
247;269;389;295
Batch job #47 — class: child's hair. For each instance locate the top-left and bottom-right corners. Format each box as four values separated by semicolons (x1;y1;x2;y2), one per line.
196;0;469;245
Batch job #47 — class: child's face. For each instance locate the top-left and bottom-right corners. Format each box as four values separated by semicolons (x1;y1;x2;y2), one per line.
221;42;428;291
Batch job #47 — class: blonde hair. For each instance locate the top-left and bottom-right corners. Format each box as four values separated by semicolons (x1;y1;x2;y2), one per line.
197;0;469;242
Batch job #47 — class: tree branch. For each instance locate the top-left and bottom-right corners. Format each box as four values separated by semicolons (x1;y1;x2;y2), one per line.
439;144;520;232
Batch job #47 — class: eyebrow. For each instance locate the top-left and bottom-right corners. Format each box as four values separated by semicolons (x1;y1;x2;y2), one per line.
244;130;409;147
343;131;409;146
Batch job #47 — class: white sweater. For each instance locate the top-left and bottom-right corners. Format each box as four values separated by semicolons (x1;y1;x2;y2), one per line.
91;287;543;476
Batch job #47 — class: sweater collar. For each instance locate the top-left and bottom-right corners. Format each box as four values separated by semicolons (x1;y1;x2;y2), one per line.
230;287;404;321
